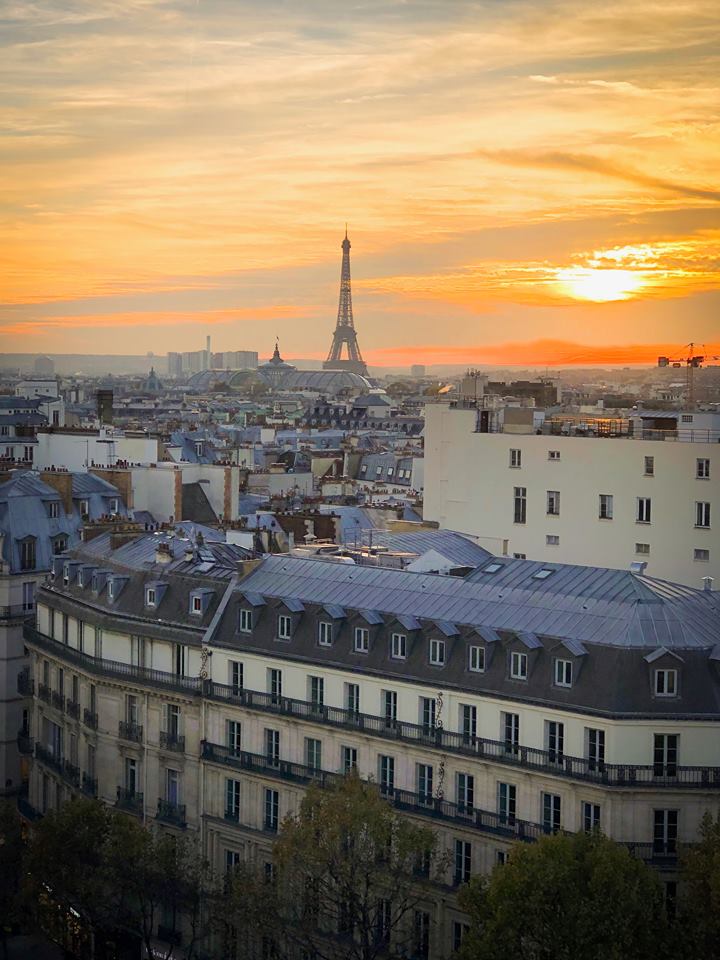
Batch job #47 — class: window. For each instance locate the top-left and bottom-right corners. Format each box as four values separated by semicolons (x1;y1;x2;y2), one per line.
376;898;392;946
109;498;119;514
341;746;358;774
644;456;654;476
383;690;397;726
637;497;652;523
453;922;470;953
583;802;601;832
513;552;527;559
513;486;527;524
87;743;96;779
460;704;477;743
126;694;138;725
654;734;678;778
79;499;89;517
420;696;436;733
502;712;520;755
636;542;650;555
229;660;243;694
354;627;369;653
166;768;179;805
19;537;36;571
174;645;186;677
586;728;605;772
305;738;322;771
268;668;282;701
52;535;67;555
345;682;360;716
496;850;507;865
146;587;156;607
681;414;693;423
49;501;59;519
227;720;241;755
414;911;430;960
469;645;485;672
694;548;710;562
695;501;711;528
655;668;678;697
696;458;710;479
510;651;528;680
546;490;560;516
318;621;333;646
391;632;407;660
225;849;241;873
454;840;472;884
416;764;433;805
264;789;279;832
429;638;445;666
225;779;241;820
546;720;564;765
554;658;572;687
309;675;324;710
277;614;292;640
542;793;561;833
265;729;280;765
190;594;203;615
107;580;115;601
22;581;35;612
238;608;253;632
509;449;522;468
379;755;395;795
125;757;138;795
598;494;613;520
457;772;474;814
497;782;516;825
654;809;678;855
546;534;560;546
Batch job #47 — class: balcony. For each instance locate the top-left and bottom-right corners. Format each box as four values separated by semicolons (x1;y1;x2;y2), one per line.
201;740;682;865
66;700;81;720
64;761;80;788
159;732;185;753
83;709;98;729
17;669;34;696
35;742;64;776
119;720;143;743
51;691;65;712
17;730;33;755
81;774;98;797
156;799;187;828
38;682;51;704
116;787;144;815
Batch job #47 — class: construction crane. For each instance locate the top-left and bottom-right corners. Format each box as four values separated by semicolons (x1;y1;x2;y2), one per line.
657;343;720;407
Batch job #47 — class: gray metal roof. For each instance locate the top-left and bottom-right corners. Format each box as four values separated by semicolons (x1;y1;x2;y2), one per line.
237;555;720;650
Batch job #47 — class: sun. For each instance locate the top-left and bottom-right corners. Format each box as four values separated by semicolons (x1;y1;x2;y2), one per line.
555;267;646;302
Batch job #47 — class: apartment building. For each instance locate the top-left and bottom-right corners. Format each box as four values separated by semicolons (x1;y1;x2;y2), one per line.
21;531;720;956
424;403;719;588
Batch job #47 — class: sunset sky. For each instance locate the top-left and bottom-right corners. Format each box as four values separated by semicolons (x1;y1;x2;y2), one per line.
2;0;719;367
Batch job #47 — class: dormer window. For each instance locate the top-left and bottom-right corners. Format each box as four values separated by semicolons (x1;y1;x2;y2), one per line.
191;596;202;614
48;501;59;519
655;668;678;697
391;633;407;660
107;579;115;600
91;574;98;592
19;536;36;571
510;651;528;680
554;658;573;687
63;564;70;585
354;627;369;653
52;535;67;556
277;614;292;640
79;499;89;517
109;498;119;514
195;441;203;457
469;645;485;673
318;621;333;647
429;638;445;666
239;608;253;633
146;587;156;608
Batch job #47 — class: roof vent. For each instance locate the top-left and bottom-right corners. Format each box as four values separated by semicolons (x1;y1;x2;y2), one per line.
630;561;648;575
702;576;714;592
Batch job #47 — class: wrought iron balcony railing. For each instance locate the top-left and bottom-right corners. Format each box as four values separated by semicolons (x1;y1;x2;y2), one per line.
81;774;98;797
160;732;185;752
17;730;33;755
38;682;51;703
17;669;34;696
119;720;143;743
156;799;187;828
51;691;65;712
116;787;144;814
66;699;81;720
35;742;64;776
83;709;98;729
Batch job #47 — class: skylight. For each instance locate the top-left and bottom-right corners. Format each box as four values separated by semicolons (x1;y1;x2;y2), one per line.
482;563;503;574
532;568;554;580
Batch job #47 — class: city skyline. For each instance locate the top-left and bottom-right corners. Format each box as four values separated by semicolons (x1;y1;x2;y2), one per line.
2;0;719;365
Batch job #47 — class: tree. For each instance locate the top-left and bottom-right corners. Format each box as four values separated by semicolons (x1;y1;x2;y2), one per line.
458;831;669;960
0;801;24;960
227;772;447;960
678;811;720;960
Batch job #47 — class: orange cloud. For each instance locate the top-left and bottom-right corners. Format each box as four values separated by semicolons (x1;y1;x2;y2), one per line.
364;339;720;367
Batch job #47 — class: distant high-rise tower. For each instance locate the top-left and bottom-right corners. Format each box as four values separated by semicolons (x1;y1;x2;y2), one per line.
323;229;368;377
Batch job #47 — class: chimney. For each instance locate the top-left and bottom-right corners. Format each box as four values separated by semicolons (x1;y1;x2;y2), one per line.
97;389;113;425
40;470;73;515
155;542;173;564
702;576;714;592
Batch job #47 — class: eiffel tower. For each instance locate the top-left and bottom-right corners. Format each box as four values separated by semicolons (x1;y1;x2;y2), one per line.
323;228;368;377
